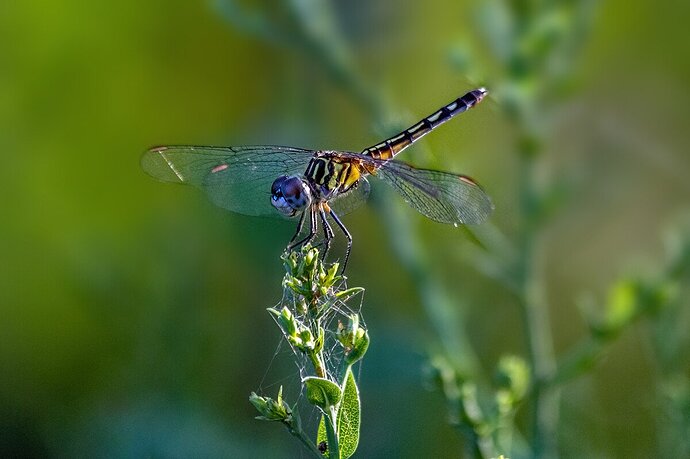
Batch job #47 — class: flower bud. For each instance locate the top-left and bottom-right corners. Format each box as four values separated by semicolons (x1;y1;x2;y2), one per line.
249;386;291;422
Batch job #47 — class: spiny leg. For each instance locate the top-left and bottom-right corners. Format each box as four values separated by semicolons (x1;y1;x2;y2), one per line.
288;210;307;246
328;209;352;274
287;206;318;251
318;206;335;262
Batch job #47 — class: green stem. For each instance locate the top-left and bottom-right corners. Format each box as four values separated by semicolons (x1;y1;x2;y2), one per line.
284;405;325;458
287;422;326;458
459;385;496;458
516;150;559;458
547;338;603;388
310;352;327;379
380;201;480;373
324;408;340;459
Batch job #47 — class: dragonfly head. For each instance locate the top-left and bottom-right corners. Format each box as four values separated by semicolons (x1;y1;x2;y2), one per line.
271;175;312;217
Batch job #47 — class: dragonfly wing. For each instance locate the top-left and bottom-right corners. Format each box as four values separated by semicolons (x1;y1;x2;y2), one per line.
329;177;370;216
142;145;316;217
375;159;493;225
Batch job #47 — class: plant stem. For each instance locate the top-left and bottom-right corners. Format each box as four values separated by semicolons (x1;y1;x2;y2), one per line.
324;408;340;459
517;150;559;458
380;200;481;373
310;354;326;379
287;423;325;458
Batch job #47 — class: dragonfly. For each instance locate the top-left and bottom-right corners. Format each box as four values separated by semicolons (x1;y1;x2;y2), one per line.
142;88;493;271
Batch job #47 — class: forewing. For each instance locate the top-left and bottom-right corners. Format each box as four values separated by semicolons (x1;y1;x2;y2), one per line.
141;145;316;217
329;177;370;216
375;159;493;225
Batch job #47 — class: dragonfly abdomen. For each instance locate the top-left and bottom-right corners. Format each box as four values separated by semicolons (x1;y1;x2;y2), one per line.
362;88;487;160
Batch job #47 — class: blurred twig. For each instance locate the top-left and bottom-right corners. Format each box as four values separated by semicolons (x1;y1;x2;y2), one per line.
216;0;384;118
464;1;599;456
545;218;690;456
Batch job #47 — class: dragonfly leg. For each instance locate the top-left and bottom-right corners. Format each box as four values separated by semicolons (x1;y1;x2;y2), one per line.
328;209;352;274
288;210;307;246
287;206;318;251
319;206;334;261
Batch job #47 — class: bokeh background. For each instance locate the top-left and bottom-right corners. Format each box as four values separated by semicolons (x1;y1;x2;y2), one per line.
2;0;689;457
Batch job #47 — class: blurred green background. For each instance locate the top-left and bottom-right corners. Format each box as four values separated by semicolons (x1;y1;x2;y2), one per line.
1;0;689;457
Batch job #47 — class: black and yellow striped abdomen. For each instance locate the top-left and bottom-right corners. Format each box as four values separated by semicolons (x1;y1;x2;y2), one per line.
362;88;487;160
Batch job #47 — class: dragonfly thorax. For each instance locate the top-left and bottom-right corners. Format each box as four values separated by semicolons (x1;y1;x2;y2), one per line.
270;175;313;217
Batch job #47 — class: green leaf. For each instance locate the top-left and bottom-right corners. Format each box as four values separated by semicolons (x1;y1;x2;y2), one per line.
337;368;361;458
316;415;327;455
334;286;365;300
304;377;342;409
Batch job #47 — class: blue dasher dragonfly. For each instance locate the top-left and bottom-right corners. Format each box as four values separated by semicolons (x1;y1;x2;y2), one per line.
142;88;493;271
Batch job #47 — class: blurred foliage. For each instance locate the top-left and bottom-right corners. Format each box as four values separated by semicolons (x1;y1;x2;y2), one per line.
1;0;689;457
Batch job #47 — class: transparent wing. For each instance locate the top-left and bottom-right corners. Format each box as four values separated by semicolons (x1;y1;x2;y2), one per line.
373;159;493;225
329;177;370;216
141;145;317;217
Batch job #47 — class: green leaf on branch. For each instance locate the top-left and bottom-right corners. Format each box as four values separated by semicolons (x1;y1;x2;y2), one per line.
314;369;361;458
337;368;361;458
316;415;328;455
304;377;342;410
334;286;365;300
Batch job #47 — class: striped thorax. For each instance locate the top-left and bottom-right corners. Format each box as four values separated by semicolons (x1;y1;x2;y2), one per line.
303;152;364;200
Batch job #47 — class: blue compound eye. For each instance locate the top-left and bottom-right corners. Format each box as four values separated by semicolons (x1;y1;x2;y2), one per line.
271;175;288;197
270;176;311;216
281;177;304;201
